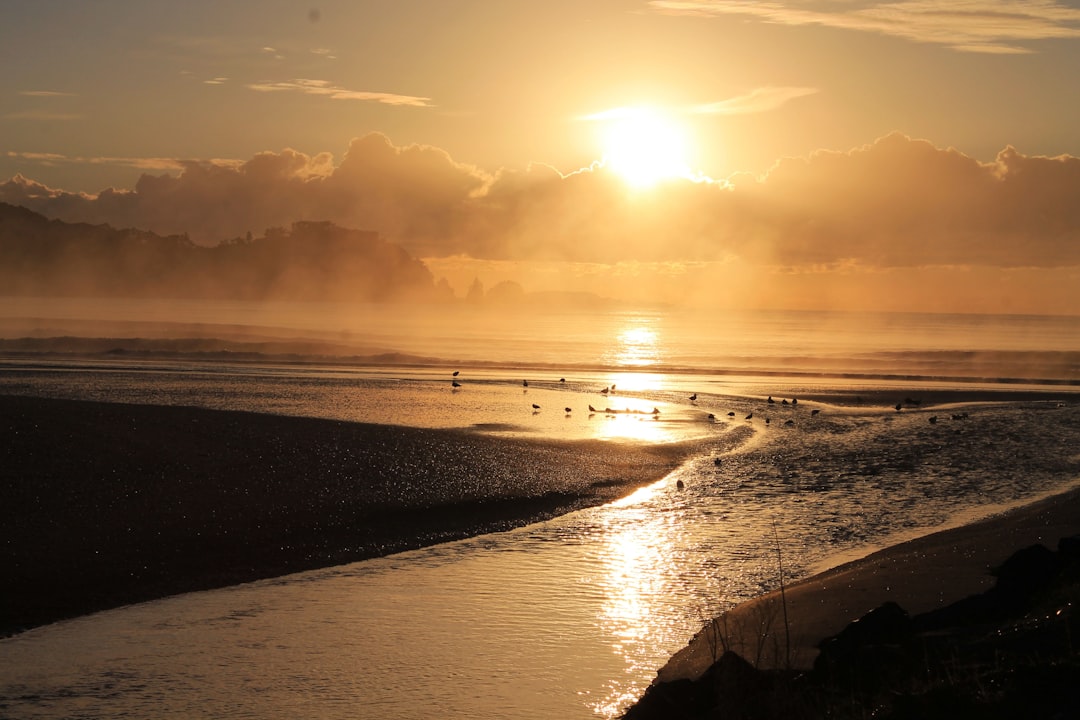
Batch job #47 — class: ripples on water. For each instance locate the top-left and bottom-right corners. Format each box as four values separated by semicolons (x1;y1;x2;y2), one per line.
2;366;1079;719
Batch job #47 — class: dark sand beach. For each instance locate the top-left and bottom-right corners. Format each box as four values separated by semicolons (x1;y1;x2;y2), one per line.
1;394;698;637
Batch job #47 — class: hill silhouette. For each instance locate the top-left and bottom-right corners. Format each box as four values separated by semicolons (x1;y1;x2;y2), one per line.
0;203;448;302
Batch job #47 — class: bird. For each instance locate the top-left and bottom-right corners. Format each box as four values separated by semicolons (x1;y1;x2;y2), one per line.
652;407;661;415
745;412;753;420
589;405;598;412
689;393;697;401
532;403;541;410
767;395;775;404
929;415;938;424
601;387;609;395
559;378;566;383
523;379;529;387
811;409;820;417
611;384;617;391
452;380;461;388
791;398;798;405
676;479;685;490
781;399;789;406
565;407;572;414
452;370;460;376
707;413;716;420
727;411;735;417
765;417;771;425
894;402;903;412
713;457;722;466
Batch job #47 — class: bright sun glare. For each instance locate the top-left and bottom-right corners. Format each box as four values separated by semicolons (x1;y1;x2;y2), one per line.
591;107;692;188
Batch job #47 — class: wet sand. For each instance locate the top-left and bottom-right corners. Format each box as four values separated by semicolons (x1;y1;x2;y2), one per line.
1;394;699;637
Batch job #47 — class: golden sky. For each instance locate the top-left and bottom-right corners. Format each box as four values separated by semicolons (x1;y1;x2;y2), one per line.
3;1;1080;313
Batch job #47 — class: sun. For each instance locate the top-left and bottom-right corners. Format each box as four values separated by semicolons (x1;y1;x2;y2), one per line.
589;106;692;188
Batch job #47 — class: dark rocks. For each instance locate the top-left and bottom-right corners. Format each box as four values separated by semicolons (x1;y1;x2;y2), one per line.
814;600;914;693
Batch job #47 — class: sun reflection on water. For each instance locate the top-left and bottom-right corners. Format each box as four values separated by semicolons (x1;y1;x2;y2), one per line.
590;476;687;718
604;321;663;368
590;396;672;443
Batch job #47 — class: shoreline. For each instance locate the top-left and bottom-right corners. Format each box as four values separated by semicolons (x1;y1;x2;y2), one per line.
653;484;1080;683
1;394;699;637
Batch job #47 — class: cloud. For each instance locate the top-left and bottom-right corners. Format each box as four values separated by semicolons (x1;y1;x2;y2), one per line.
19;90;77;97
4;132;1079;272
692;86;819;115
3;111;81;121
1;135;488;243
648;0;1080;53
246;78;433;107
5;152;189;171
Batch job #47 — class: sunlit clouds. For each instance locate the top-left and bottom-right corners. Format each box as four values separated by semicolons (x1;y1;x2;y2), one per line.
246;79;433;106
5;131;1078;272
691;87;819;116
649;0;1080;54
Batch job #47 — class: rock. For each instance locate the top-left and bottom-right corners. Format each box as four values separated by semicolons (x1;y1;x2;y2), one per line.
814;601;913;694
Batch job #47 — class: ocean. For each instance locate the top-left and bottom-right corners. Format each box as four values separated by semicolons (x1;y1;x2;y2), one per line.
2;299;1079;719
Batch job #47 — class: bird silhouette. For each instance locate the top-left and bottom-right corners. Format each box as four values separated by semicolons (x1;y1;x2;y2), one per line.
745;412;753;420
589;404;598;412
559;378;566;383
565;407;572;414
765;417;771;425
781;399;789;406
707;413;716;420
532;403;541;410
601;387;609;394
452;370;460;377
452;380;461;388
689;393;697;401
727;411;735;417
767;396;775;404
811;409;820;416
523;379;529;387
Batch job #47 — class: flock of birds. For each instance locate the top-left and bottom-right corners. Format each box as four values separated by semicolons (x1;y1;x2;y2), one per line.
447;370;829;426
447;369;991;429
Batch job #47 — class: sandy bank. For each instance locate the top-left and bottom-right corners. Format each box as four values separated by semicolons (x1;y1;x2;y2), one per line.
1;395;699;637
656;484;1080;681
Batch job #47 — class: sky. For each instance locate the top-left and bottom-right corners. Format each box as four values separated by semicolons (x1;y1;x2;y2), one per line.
3;0;1080;314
